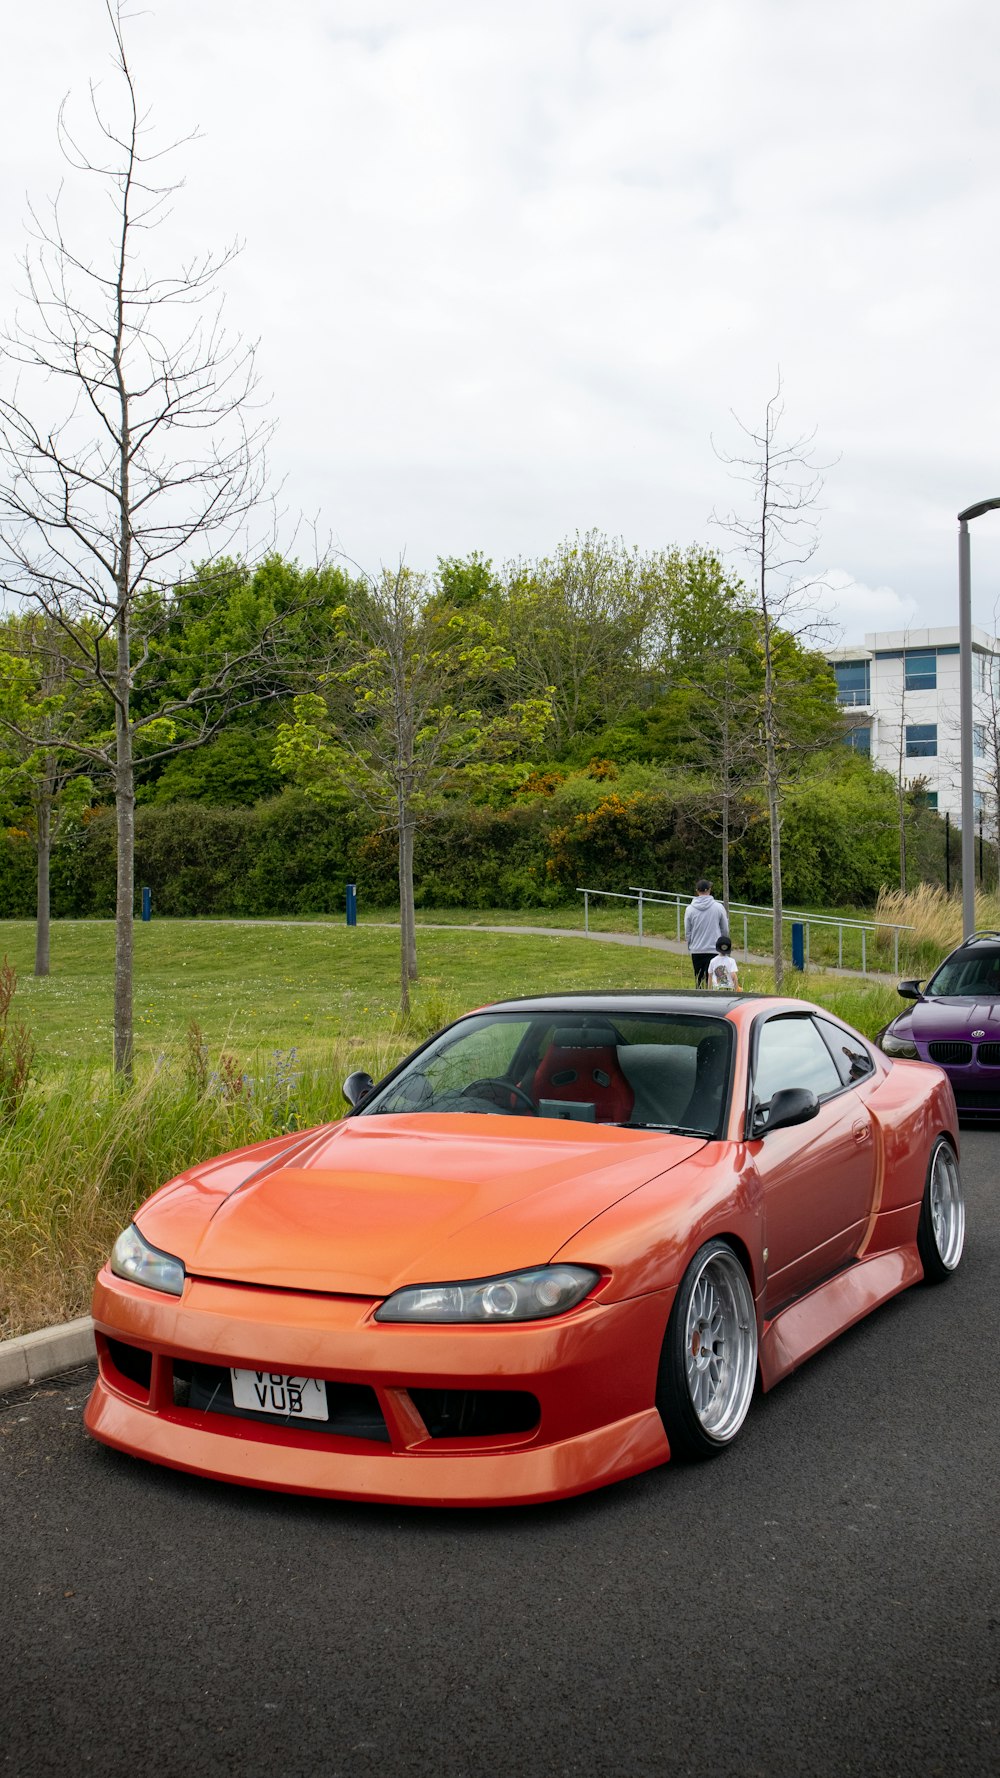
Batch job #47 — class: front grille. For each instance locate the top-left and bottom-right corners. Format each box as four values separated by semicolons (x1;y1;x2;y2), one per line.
180;1364;390;1443
927;1041;973;1065
409;1389;540;1439
977;1042;1000;1066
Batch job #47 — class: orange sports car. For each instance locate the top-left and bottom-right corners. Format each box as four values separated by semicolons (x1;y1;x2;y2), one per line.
85;991;965;1506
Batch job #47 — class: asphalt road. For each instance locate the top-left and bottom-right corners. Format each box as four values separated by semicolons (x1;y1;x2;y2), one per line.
2;1136;999;1778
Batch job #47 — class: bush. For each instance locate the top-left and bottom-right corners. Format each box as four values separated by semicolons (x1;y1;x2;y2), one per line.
0;761;943;922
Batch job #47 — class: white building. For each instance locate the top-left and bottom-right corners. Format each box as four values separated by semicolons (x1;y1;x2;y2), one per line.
825;627;999;826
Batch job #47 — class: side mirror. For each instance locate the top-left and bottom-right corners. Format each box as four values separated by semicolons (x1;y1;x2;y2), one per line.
758;1086;820;1135
897;979;925;1002
342;1070;375;1109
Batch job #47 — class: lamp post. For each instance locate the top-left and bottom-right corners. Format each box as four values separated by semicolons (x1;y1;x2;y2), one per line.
958;498;1000;937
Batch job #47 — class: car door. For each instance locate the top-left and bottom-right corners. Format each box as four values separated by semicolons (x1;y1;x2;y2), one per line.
748;1013;877;1313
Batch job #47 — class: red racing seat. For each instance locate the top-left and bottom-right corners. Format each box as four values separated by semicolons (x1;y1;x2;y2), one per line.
533;1023;634;1123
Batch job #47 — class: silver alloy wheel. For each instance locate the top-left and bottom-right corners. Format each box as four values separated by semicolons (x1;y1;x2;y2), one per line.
929;1141;965;1271
683;1246;757;1443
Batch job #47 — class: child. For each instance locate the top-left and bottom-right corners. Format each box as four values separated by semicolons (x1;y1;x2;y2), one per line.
707;936;740;991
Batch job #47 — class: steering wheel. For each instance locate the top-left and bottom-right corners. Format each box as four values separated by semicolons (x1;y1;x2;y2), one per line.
460;1078;538;1115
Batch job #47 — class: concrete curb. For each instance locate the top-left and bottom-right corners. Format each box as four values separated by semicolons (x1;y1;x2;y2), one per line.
0;1316;95;1394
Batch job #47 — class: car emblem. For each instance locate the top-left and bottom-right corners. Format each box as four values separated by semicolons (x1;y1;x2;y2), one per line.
972;1029;986;1038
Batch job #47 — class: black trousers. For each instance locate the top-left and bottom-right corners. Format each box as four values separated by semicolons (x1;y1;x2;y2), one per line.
691;951;715;986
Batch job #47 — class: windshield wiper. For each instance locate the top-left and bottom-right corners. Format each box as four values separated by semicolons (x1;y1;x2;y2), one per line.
615;1121;709;1136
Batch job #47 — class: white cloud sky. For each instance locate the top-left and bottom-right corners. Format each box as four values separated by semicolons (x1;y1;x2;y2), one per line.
3;0;1000;640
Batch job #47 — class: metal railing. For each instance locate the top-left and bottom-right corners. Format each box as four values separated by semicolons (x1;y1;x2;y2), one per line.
576;885;913;975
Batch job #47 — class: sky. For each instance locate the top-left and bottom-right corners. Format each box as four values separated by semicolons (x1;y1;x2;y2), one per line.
3;0;1000;645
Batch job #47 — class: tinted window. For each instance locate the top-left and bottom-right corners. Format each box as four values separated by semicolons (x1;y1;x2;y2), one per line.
753;1016;842;1108
927;951;1000;996
815;1018;874;1086
906;723;937;758
904;651;936;691
833;660;870;706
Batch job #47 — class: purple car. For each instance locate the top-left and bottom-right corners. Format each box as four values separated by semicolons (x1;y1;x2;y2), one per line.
879;929;1000;1116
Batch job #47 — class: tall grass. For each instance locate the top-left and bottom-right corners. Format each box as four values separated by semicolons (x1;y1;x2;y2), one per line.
876;884;1000;975
0;1033;411;1339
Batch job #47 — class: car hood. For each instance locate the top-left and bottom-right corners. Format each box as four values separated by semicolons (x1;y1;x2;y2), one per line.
137;1114;704;1297
895;998;1000;1041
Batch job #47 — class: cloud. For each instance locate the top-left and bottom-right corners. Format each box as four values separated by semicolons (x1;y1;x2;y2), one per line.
2;0;1000;622
806;570;921;644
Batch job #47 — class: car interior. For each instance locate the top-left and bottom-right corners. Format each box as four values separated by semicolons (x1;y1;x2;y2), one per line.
368;1013;733;1135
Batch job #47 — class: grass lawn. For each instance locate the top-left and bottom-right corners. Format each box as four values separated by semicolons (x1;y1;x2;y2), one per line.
0;914;904;1337
0;915;904;1072
2;916;703;1072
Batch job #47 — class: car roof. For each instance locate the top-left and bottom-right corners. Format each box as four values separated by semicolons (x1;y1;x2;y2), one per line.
481;990;766;1018
950;931;1000;951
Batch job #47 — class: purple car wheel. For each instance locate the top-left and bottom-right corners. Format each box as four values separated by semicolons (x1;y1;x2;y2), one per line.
918;1137;965;1282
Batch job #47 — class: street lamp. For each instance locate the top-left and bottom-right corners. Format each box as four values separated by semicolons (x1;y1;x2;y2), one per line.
958;497;1000;937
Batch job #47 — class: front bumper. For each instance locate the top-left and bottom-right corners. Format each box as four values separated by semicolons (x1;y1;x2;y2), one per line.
929;1061;1000;1115
85;1269;672;1506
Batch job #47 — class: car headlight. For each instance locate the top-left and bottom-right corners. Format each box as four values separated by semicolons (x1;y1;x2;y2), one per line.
880;1031;919;1059
374;1264;601;1323
110;1224;185;1296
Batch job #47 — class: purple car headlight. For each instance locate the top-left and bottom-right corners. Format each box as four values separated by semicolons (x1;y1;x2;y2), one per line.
880;1029;918;1059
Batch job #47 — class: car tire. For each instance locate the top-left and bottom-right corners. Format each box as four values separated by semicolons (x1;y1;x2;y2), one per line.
656;1239;758;1461
917;1136;965;1283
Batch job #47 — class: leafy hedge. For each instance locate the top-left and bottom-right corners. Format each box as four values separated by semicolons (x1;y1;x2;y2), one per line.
0;769;939;920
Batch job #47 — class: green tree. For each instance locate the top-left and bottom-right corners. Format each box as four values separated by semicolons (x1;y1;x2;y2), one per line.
496;532;671;755
274;564;550;1013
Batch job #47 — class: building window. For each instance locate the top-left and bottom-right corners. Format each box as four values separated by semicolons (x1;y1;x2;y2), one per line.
976;653;990;692
975;722;986;757
906;723;937;757
925;791;938;810
844;725;871;754
904;651;936;691
833;660;870;706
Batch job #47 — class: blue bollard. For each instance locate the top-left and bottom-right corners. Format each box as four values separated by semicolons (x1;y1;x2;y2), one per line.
346;882;357;927
791;921;804;970
141;886;152;922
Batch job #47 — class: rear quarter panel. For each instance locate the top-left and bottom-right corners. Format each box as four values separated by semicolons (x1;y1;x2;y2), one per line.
863;1058;958;1213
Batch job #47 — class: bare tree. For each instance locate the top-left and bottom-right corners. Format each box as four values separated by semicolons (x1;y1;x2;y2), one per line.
712;378;834;987
0;3;273;1071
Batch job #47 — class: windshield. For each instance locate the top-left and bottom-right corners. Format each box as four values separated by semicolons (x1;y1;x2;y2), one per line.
927;951;1000;997
358;1010;734;1136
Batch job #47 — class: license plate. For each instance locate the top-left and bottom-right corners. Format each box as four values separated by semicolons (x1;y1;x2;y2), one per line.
230;1369;328;1421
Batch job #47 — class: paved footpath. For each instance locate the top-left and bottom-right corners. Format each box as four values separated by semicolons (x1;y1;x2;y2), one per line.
2;1133;997;1778
215;915;899;983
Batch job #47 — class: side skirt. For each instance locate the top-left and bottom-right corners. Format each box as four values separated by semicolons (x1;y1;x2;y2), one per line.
758;1244;923;1392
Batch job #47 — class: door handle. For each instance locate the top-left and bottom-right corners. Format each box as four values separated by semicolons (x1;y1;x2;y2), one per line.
852;1119;871;1144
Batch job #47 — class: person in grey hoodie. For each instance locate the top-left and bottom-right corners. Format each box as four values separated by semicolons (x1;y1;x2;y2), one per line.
684;878;729;986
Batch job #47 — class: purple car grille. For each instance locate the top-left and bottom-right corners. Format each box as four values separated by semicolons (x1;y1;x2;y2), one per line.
976;1042;1000;1066
927;1041;973;1065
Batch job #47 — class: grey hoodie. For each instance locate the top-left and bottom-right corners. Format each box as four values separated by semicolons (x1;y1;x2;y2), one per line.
684;893;729;953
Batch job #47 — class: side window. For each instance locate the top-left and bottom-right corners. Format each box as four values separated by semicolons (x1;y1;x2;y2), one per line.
815;1018;874;1086
752;1016;842;1110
